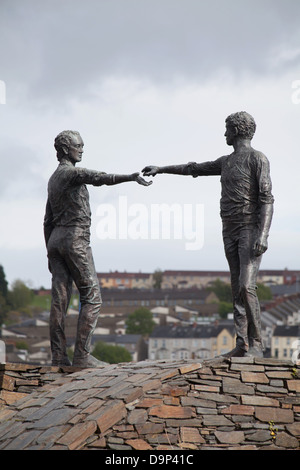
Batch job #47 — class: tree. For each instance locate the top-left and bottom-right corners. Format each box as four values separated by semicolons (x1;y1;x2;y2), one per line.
0;265;9;324
8;279;34;310
208;279;232;303
15;340;29;351
153;268;163;289
92;341;131;364
257;283;272;301
0;293;9;325
0;265;8;301
212;280;272;319
126;307;156;335
218;301;233;319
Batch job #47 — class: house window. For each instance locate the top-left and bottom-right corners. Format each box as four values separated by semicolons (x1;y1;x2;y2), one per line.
222;336;228;345
179;350;189;359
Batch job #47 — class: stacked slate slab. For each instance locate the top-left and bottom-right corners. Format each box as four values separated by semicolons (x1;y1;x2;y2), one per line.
0;357;299;450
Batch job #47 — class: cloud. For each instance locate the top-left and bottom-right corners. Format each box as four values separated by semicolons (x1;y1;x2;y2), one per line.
0;143;46;198
2;0;300;106
1;0;300;288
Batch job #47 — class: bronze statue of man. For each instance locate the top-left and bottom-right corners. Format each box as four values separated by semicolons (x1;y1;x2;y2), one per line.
143;112;274;358
44;130;151;367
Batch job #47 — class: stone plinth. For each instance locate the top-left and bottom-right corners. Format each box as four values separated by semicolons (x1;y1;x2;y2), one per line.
0;357;299;450
0;362;80;405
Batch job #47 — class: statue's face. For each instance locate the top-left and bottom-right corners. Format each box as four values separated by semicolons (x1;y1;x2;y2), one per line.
224;123;236;146
67;134;84;164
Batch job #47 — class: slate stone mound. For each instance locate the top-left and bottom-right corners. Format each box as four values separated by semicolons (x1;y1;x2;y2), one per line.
0;357;299;450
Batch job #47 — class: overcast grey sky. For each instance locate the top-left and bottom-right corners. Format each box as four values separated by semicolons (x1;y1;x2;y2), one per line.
1;0;300;288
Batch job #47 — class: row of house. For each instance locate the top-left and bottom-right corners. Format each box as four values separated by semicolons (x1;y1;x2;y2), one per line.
272;325;300;361
0;311;148;365
149;323;300;363
95;268;300;291
98;287;219;316
145;293;300;362
0;285;219;364
1;289;299;365
148;322;235;360
97;271;153;290
2;316;299;366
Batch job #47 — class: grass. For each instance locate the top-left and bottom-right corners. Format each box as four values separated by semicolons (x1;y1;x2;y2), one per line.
30;294;79;311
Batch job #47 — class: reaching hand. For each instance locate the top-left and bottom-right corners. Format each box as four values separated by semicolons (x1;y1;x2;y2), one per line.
132;172;153;186
142;166;159;177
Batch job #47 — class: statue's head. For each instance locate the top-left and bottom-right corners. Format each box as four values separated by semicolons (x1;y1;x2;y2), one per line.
54;130;83;162
225;112;256;144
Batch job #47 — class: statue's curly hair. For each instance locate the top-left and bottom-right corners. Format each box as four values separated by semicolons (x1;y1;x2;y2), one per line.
225;112;256;140
54;130;81;161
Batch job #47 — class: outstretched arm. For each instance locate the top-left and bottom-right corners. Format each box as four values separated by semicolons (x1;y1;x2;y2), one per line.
142;164;192;177
142;159;223;178
100;173;152;186
70;168;152;186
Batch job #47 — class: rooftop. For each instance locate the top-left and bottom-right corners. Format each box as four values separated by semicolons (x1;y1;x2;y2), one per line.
150;323;235;339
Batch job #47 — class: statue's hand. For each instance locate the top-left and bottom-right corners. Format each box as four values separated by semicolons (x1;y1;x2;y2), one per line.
142;165;159;177
253;235;268;257
132;172;153;186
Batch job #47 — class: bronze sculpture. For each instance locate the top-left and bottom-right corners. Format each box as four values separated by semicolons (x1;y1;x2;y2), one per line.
44;130;151;367
143;112;274;358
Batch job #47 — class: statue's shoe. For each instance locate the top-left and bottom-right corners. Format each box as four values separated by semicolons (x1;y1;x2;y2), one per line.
244;347;264;358
221;346;247;358
72;354;108;368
